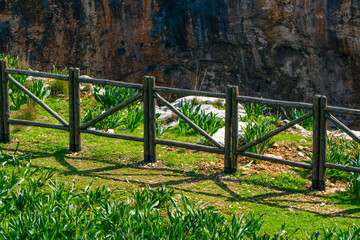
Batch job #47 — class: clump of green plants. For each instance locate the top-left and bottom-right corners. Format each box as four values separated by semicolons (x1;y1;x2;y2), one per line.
51;66;69;96
82;85;143;132
175;99;225;136
156;113;169;136
81;107;122;131
240;117;275;155
239;103;278;155
282;108;313;131
93;85;138;109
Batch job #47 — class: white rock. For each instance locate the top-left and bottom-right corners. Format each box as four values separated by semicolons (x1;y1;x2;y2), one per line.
298;152;305;157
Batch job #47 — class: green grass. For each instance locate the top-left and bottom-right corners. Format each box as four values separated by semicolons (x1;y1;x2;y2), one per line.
1;93;360;238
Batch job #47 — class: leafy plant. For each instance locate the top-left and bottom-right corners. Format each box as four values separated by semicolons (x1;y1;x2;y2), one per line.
120;106;144;132
94;85;138;110
240;117;275;155
242;103;269;122
8;88;27;110
156;113;169;136
349;151;360;197
176;99;224;136
326;136;352;180
28;79;50;102
282;107;313;131
81;107;122;130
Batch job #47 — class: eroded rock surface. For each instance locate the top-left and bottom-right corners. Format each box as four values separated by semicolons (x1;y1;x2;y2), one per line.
0;0;359;126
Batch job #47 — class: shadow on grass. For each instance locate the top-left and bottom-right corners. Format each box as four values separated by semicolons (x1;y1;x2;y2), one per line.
9;147;360;220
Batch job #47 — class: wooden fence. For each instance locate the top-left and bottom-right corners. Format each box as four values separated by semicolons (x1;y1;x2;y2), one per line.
1;59;360;191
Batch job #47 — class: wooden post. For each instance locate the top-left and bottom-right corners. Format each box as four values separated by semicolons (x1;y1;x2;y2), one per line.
312;95;327;190
0;60;10;143
143;76;156;163
231;86;239;172
225;86;238;173
69;68;81;152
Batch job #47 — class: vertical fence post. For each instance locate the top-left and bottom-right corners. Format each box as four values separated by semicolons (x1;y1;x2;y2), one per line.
0;60;10;143
231;86;239;172
143;76;156;163
225;85;238;173
312;95;327;190
69;68;81;152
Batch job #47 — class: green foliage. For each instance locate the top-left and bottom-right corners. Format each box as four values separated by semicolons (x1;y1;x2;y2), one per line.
28;79;50;102
8;88;27;110
242;103;270;122
82;85;143;132
282;108;313;131
81;107;122;131
51;66;69;96
349;151;360;198
156;113;169;136
176;99;225;136
240;117;275;155
94;85;138;110
120;106;144;132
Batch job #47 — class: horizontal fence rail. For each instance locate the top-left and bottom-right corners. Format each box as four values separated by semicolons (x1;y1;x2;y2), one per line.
1;59;360;191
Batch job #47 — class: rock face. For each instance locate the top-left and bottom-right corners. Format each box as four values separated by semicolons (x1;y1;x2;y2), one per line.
0;0;359;125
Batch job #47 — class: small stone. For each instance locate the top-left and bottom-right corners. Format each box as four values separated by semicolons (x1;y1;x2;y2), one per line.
320;203;325;207
272;143;279;148
299;139;307;143
298;152;305;157
298;146;304;151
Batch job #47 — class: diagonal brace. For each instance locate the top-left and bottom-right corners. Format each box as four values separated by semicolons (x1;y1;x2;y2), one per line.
80;92;143;130
154;92;224;149
7;74;68;126
326;113;360;144
237;111;313;152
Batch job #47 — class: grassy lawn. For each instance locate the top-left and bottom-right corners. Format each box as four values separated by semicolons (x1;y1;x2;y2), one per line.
1;93;359;238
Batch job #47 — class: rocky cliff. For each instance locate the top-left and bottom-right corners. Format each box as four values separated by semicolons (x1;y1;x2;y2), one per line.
0;0;359;125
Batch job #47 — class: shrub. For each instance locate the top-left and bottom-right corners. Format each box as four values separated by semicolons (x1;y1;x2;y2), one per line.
120;106;144;132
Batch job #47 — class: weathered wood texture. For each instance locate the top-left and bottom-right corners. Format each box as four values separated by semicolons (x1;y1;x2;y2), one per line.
8;119;69;131
326;113;360;144
80;92;143;130
69;68;81;152
5;68;68;81
155;139;224;154
312;95;327;191
238;152;312;169
154;86;225;98
4;64;360;192
7;74;68;126
79;76;143;89
237;95;313;109
224;86;238;173
143;77;156;163
237;111;313;152
154;92;224;149
81;129;144;142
